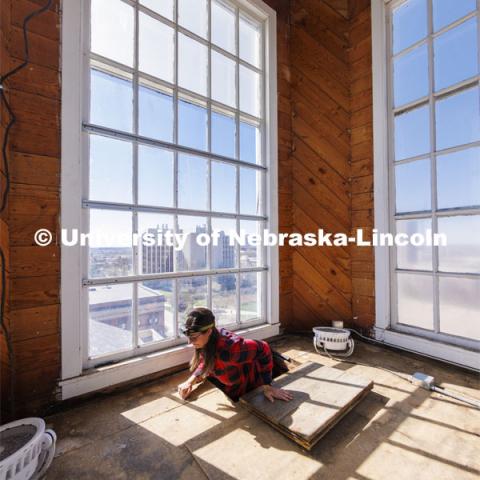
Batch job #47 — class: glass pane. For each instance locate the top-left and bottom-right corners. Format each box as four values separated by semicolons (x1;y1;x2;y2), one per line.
240;220;262;268
212;274;237;326
177;276;208;329
138;145;174;207
178;0;208;38
212;51;236;108
434;18;478;92
212;218;237;268
394;105;430;161
435;87;480;151
178;34;208;96
138;280;175;345
396;218;432;270
138;84;173;142
138;213;174;274
239;15;260;68
240;121;261;164
178;97;208;150
88;209;133;278
140;0;174;20
178;154;208;210
395;159;431;213
89;135;132;204
438;215;480;274
212;0;236;54
212;110;236;158
392;0;428;54
91;0;134;67
437;147;480;209
211;161;236;213
394;44;429;107
176;216;208;271
396;273;434;330
240;272;262;323
88;283;133;357
139;13;174;83
433;0;476;31
240;65;261;117
90;69;133;133
439;277;480;340
240;167;261;215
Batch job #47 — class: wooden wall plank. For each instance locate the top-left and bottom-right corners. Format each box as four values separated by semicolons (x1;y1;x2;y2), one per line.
292;138;350;203
12;0;60;42
11;304;59;342
349;0;374;329
10;246;60;278
293;206;351;273
11;274;60;310
293;251;352;319
13;334;60;373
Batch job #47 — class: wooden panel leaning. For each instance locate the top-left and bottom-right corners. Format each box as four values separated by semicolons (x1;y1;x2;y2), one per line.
240;361;373;450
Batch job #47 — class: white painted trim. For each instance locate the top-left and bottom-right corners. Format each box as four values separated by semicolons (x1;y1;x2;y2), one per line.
61;0;85;380
371;0;390;331
60;0;278;388
264;6;279;329
371;0;480;368
60;322;280;399
375;328;480;371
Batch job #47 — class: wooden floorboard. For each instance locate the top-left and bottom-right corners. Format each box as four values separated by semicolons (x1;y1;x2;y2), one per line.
240;362;374;450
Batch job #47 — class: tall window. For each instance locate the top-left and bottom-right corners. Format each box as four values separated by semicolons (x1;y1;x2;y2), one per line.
388;0;479;346
83;0;273;366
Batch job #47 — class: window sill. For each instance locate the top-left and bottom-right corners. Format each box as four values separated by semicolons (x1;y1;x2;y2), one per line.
375;327;480;371
59;322;280;400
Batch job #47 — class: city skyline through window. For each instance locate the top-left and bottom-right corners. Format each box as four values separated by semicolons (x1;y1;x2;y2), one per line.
84;0;270;364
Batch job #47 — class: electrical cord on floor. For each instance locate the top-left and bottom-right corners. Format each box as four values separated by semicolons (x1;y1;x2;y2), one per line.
303;328;480;409
288;328;413;382
311;329;413;384
0;0;53;419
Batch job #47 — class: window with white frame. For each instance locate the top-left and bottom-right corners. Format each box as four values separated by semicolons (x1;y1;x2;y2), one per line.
82;0;276;367
387;0;479;347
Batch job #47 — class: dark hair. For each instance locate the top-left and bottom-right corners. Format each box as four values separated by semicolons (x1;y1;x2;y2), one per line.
185;307;217;376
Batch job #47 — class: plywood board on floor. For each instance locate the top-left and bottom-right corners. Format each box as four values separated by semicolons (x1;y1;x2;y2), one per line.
240;361;373;450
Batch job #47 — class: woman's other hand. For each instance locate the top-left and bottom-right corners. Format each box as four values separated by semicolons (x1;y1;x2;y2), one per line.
177;380;194;400
263;385;293;402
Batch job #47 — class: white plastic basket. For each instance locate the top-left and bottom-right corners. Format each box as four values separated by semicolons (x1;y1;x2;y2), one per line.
312;327;354;357
0;418;56;480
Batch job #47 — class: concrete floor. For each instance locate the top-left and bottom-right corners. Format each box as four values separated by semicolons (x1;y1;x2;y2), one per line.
45;335;480;480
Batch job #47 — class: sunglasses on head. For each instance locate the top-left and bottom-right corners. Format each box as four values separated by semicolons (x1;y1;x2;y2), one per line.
186;331;204;340
181;322;215;338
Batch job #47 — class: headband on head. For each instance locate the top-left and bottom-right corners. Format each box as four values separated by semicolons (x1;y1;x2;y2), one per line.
181;322;215;336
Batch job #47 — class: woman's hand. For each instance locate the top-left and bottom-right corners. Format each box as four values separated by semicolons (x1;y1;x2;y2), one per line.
263;385;293;403
177;380;194;400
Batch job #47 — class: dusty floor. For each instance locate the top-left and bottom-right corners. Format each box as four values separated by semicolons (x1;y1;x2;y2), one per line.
45;335;480;480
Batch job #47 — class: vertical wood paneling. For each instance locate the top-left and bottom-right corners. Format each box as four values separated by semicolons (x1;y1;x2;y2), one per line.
349;0;375;329
265;0;293;326
0;0;13;422
288;0;353;331
0;0;61;420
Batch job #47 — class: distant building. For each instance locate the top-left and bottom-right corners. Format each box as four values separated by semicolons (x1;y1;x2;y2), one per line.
212;230;235;268
141;224;174;274
179;224;207;270
88;283;166;357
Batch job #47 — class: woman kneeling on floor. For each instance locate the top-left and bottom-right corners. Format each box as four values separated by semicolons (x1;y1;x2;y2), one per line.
177;307;293;403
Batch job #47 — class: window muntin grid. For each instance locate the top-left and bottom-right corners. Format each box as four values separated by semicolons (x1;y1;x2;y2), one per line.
387;0;480;347
84;0;269;364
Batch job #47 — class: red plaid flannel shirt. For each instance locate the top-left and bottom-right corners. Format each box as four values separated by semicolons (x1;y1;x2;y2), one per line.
193;328;273;399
